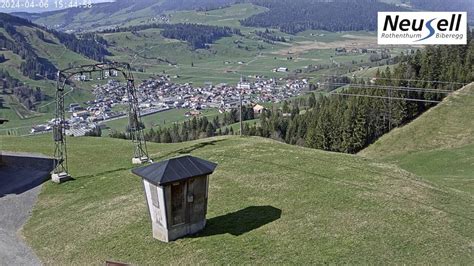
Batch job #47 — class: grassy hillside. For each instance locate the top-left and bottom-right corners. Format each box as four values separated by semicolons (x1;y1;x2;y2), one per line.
1;135;472;264
361;83;474;157
361;83;474;194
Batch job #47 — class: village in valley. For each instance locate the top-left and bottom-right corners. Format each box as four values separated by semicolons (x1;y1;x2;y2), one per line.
31;75;309;136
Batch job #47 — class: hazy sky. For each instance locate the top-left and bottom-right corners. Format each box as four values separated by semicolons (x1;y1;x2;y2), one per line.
1;0;114;13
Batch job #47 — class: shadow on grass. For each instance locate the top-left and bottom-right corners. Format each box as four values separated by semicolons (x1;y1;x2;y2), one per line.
154;138;229;161
194;205;281;238
0;153;57;197
176;139;228;155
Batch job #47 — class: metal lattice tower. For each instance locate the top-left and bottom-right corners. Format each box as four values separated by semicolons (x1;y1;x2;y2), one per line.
125;70;149;163
53;72;68;176
52;62;150;179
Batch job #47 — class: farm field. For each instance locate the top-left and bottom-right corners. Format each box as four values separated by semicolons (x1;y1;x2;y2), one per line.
101;3;406;86
102;28;403;87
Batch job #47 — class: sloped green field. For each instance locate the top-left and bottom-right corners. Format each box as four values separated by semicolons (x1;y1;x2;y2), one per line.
361;83;474;194
361;83;474;158
1;134;472;264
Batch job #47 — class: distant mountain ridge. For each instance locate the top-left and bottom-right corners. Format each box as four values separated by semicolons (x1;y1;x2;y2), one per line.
12;0;240;31
11;0;415;32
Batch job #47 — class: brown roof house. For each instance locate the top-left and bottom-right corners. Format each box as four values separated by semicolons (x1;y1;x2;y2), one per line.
132;155;217;242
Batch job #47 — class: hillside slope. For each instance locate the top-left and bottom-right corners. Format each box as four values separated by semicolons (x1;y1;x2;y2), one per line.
360;83;474;193
0;135;472;264
360;83;474;158
14;0;238;31
0;13;101;134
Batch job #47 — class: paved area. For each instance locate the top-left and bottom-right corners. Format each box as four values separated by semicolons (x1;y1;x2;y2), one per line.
0;151;56;266
0;187;41;266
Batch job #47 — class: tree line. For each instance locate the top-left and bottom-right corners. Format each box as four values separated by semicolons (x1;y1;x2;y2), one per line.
160;23;241;49
0;69;22;90
241;0;403;34
100;23;241;49
255;29;286;43
49;31;111;62
12;86;46;111
110;106;255;143
0;69;47;111
411;0;473;13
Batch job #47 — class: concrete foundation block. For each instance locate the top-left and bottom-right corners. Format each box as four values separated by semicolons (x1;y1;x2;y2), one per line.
51;172;71;183
152;220;206;242
132;157;148;165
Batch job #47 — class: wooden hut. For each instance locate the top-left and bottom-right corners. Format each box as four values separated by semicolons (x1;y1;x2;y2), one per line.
132;155;217;242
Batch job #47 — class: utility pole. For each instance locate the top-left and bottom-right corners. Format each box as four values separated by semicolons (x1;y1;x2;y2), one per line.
388;86;392;131
239;92;243;136
126;73;150;164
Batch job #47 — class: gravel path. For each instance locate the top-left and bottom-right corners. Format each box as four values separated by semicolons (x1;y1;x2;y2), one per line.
0;152;56;265
0;186;42;266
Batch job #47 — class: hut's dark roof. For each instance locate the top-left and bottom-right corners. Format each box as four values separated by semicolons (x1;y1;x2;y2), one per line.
131;155;217;185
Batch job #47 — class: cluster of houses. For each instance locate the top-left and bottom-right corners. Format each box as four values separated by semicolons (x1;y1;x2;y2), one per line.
334;47;391;55
91;76;307;113
30;75;309;135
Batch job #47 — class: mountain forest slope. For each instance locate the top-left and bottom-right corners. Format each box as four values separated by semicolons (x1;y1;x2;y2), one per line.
0;13;109;133
0;134;472;264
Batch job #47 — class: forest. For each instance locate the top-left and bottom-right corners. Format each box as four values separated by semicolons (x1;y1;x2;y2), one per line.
0;69;23;90
0;69;45;111
49;31;111;62
411;0;473;13
100;23;240;49
255;29;286;43
241;0;403;34
12;86;45;111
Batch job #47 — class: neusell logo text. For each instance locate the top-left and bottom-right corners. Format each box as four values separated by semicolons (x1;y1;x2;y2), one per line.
378;12;467;45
